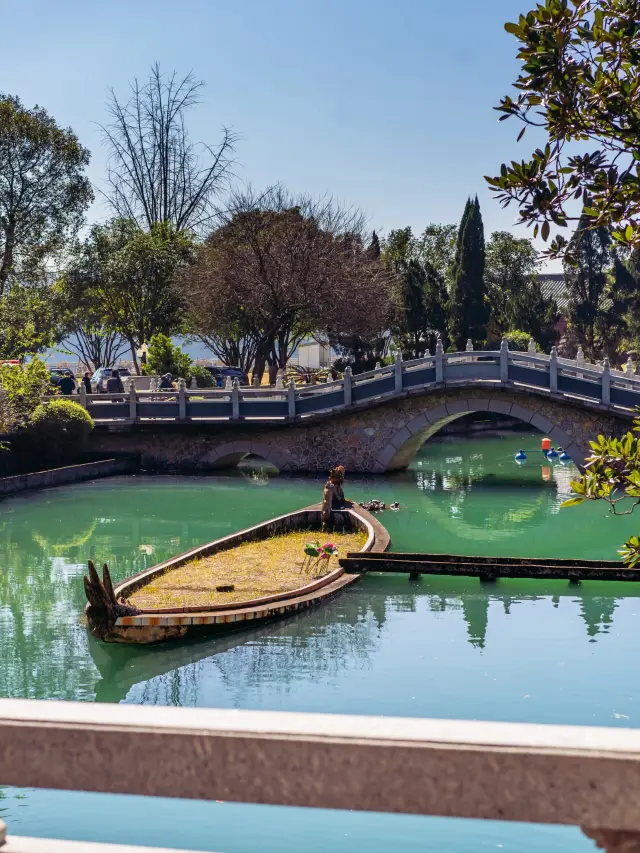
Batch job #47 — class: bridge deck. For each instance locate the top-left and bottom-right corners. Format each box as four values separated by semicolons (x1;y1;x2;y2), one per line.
340;551;639;581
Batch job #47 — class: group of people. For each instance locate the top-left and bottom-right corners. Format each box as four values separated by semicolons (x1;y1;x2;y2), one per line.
57;370;125;396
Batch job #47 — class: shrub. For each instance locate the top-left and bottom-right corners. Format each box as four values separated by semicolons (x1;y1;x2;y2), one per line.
146;334;192;380
484;330;538;353
0;357;52;432
25;399;94;463
188;365;215;388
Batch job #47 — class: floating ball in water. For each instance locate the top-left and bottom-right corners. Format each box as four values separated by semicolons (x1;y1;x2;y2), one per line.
515;450;527;462
559;450;571;463
547;447;559;459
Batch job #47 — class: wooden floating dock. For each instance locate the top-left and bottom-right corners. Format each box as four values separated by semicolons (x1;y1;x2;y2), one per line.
340;551;640;582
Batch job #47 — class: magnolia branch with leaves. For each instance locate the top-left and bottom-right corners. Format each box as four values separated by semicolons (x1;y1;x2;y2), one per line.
562;413;640;566
486;0;640;258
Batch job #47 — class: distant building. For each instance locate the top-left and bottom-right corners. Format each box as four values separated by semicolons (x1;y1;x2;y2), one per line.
296;338;331;369
538;272;568;336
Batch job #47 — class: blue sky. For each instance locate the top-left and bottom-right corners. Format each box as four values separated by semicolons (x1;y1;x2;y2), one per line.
3;0;540;246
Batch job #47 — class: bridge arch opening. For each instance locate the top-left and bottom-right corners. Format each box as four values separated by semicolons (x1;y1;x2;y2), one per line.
373;399;581;472
200;441;283;473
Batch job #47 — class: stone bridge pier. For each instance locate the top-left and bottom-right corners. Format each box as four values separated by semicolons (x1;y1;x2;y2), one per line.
90;386;632;474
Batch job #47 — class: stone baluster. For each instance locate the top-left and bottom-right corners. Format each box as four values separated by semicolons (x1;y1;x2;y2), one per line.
252;373;260;387
287;378;296;419
576;345;585;379
231;378;240;420
626;356;635;378
394;350;403;393
275;373;284;390
549;346;558;392
500;337;509;383
375;361;381;371
178;378;187;420
435;337;444;383
224;375;233;391
78;383;87;410
602;357;611;405
466;339;473;352
190;376;198;390
129;381;137;423
343;365;352;406
150;377;157;392
527;338;536;355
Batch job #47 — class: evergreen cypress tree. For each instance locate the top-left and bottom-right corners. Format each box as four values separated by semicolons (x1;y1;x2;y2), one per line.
367;230;381;259
448;196;488;349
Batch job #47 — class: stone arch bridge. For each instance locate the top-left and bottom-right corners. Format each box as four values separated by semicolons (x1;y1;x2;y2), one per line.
91;384;633;474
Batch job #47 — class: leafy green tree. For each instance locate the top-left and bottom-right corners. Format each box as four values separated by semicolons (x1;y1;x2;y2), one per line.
63;219;195;374
146;334;192;379
417;223;457;286
511;277;559;353
383;228;449;358
448;197;489;349
0;358;52;432
0;94;92;293
0;282;64;360
487;0;640;256
485;231;539;337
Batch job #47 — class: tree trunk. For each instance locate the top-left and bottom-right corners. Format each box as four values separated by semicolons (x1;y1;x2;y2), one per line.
0;220;16;296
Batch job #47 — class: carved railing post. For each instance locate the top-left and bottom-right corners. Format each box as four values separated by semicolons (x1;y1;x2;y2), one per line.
231;378;240;420
178;378;187;420
129;381;137;423
394;350;403;393
602;357;611;405
500;337;509;382
435;338;444;383
275;372;284;389
375;361;381;371
466;339;473;352
287;378;296;418
527;337;536;355
576;345;585;379
150;377;157;391
626;356;635;378
343;365;352;406
549;346;558;392
78;383;87;410
224;375;233;391
190;376;198;390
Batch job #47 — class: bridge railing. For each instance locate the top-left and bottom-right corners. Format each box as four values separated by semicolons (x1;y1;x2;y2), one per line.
0;698;638;852
42;342;640;424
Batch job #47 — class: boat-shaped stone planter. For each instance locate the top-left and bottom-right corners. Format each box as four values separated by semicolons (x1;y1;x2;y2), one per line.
84;504;389;645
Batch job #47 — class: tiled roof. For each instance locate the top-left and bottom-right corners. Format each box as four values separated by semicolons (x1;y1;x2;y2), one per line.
538;273;568;310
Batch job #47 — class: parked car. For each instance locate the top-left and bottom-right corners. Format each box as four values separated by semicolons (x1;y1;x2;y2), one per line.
49;368;75;386
90;366;132;392
203;366;249;387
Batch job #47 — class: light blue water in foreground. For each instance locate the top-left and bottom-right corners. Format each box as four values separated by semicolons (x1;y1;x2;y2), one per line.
2;430;631;852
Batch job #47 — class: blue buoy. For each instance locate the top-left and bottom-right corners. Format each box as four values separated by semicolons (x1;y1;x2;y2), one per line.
559;448;571;463
547;447;559;460
515;449;527;462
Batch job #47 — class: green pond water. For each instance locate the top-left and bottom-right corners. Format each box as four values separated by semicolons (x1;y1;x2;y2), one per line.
0;430;636;852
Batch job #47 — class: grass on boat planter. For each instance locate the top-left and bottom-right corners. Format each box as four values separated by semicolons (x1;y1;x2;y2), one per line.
128;528;368;610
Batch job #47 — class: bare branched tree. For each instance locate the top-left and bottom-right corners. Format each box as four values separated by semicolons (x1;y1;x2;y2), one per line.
181;185;393;382
101;63;237;233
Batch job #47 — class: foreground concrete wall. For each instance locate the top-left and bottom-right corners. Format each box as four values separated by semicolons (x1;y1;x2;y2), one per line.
0;457;137;497
88;386;631;473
